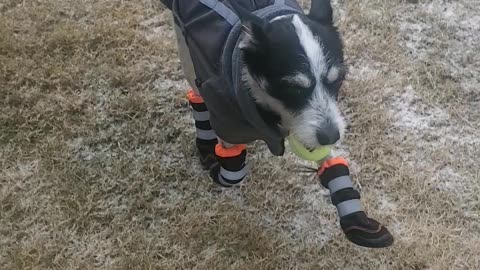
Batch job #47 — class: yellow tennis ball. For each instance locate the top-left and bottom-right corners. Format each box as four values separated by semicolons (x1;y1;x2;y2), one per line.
287;135;331;161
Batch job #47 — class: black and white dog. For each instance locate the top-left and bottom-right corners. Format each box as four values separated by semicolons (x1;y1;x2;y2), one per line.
239;4;346;149
161;0;393;248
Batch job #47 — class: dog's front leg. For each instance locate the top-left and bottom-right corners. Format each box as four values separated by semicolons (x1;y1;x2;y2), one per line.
317;157;394;248
186;89;248;187
209;139;249;187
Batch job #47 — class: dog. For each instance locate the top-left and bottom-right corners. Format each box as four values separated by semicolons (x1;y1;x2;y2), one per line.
161;0;393;248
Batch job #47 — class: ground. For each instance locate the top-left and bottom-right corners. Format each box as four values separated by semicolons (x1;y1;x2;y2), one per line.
0;0;479;269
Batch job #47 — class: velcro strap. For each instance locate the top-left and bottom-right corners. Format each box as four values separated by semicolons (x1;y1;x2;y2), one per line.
327;176;353;194
317;157;349;177
336;199;363;217
220;165;249;181
215;144;246;158
187;89;204;104
331;188;361;206
196;128;217;140
192;110;210;121
190;102;208;112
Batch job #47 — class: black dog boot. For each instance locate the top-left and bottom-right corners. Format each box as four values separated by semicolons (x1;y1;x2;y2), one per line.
209;144;248;187
187;89;218;170
318;157;394;248
196;138;218;170
340;212;394;248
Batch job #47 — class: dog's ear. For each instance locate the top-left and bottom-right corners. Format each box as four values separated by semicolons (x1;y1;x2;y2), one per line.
229;1;270;51
308;0;333;25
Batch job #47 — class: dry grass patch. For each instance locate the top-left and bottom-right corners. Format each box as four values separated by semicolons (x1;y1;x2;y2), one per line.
1;0;479;269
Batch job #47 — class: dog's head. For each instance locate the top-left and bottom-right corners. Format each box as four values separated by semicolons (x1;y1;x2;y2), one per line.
232;0;346;150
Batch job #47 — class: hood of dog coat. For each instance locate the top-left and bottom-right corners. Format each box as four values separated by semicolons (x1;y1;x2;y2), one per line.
225;1;303;155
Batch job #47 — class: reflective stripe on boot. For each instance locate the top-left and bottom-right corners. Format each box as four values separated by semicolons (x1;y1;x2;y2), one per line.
187;89;218;169
210;143;248;187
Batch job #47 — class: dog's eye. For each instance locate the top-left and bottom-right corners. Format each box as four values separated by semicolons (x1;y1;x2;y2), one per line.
271;78;315;109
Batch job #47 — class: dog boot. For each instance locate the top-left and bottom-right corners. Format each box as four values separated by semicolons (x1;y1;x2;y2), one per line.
209;144;248;187
196;138;218;170
318;157;394;248
187;89;218;170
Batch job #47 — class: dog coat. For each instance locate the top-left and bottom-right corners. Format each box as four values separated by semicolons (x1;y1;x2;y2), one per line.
161;0;303;156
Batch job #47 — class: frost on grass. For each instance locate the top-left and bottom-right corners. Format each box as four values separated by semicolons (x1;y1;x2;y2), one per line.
347;60;382;82
390;86;479;147
435;166;468;193
389;86;449;133
3;0;480;268
398;0;480;96
388;85;478;195
1;160;39;181
288;184;337;248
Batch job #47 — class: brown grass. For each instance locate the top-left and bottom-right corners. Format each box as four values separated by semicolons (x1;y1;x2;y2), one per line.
1;0;479;269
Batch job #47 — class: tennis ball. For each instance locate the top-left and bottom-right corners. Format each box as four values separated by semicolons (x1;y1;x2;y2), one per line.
287;135;331;161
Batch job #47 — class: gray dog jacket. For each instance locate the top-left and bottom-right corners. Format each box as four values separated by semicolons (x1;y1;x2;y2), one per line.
161;0;303;156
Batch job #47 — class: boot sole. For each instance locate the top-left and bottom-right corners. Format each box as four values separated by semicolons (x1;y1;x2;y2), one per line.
345;231;394;248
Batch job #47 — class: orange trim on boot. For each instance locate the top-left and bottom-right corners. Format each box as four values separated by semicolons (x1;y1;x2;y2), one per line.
187;89;204;104
215;144;246;158
317;157;349;176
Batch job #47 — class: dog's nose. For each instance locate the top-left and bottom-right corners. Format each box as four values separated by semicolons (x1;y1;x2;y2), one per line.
316;128;340;146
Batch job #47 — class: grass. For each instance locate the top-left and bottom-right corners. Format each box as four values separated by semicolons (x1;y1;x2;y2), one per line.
1;0;479;269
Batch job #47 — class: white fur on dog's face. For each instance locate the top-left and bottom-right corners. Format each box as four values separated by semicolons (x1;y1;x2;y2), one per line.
289;15;345;148
241;14;346;148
